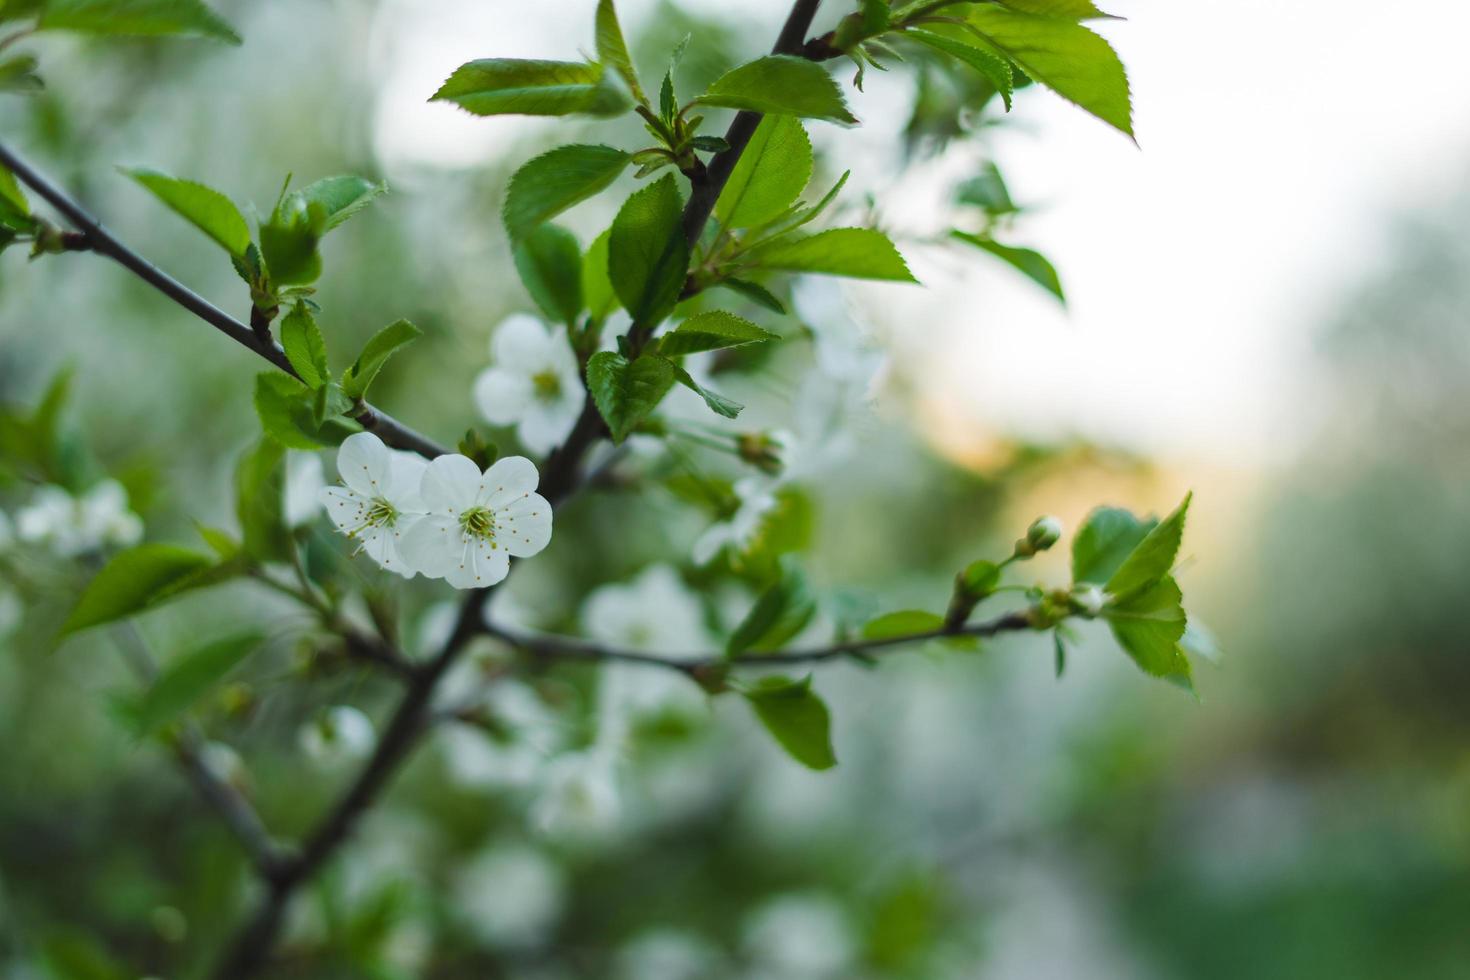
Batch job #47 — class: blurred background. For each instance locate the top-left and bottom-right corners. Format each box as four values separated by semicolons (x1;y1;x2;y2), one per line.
2;0;1469;977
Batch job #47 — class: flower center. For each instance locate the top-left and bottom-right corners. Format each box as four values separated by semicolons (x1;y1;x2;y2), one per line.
531;369;562;402
348;496;398;538
459;505;497;542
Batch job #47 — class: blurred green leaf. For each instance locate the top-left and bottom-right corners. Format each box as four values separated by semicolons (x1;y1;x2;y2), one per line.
298;175;385;233
967;6;1133;136
717;277;786;314
38;0;240;43
513;223;584;326
581;227;619;320
503;144;630;242
0;53;43;94
952;231;1064;302
750;227;916;282
259;190;322;287
61;544;216;636
609;173;688;326
715;114;812;230
1106;492;1191;601
741;674;836;770
863;609;944;640
727;562;815;656
431;59;630;117
666;358;742;419
906;28;1014;110
123;167;249;256
595;0;646;106
235;437;290;562
658;310;776;356
118;632;262;735
587;351;674;442
1071;506;1156;585
341;319;421;400
254;373;330;449
280;304;329;388
40;930;131;980
699;55;857;124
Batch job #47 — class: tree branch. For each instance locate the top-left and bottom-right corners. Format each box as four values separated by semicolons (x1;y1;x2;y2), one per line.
0;141;449;461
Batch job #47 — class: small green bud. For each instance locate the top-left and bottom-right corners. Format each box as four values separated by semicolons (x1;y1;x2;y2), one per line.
1015;516;1063;558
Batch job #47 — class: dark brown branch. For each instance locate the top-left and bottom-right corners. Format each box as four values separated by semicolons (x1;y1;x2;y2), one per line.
0;141;449;460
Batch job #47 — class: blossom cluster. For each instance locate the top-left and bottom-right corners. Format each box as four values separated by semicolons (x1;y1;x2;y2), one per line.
320;432;552;589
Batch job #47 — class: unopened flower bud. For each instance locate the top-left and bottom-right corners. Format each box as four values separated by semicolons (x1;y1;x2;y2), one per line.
1014;516;1063;558
1070;583;1108;617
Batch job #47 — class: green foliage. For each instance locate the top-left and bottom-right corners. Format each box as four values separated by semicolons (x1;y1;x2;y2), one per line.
116;632;262;735
280;304;330;388
0;162;33;234
298;175;386;233
863;609;944;640
502;144;630;242
254;373;355;449
750;227;916;282
699;55;857;124
966;5;1133;137
998;0;1115;19
905;29;1014;111
1071;506;1156;584
123;168;249;256
657;310;776;356
832;0;890;52
37;0;240;44
61;543;216;635
235;438;289;562
341;319;421;401
740;674;836;770
431;59;629;117
257;174;383;288
608;174;688;326
952;231;1064;302
666;359;742;419
586;351;675;442
727;563;816;656
715;115;813;230
1105;575;1192;688
512;223;584;326
717;277;786;314
0;53;44;93
594;0;646;107
1105;492;1190;601
581;228;619;319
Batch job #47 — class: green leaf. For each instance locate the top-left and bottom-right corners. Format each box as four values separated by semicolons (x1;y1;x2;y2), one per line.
862;609;943;640
0;163;31;229
906;28;1014;110
715;115;812;230
0;0;45;26
727;563;816;656
1105;492;1191;601
122;168;249;256
833;0;890;50
254;373;328;450
609;174;688;326
119;632;262;735
1053;630;1068;677
38;0;240;43
699;55;857;124
717;277;786;314
966;6;1133;137
280;305;329;388
0;53;44;94
512;223;584;326
657;310;776;356
341;319;421;400
235;438;290;562
431;59;630;117
298;175;385;233
61;544;216;635
952;231;1063;302
741;674;836;770
750;227;916;282
595;0;646;106
1104;575;1192;687
259;191;322;287
502;144;630;241
582;228;619;319
1071;506;1155;585
586;351;675;442
998;0;1116;19
666;359;742;419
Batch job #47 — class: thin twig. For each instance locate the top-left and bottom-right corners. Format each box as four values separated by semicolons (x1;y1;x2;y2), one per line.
0;141;449;460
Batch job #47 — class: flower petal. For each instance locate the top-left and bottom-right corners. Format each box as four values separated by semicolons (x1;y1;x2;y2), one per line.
474;367;533;426
445;535;510;589
387;451;429;512
337;432;393;497
420;454;483;514
491;314;554;372
321;485;368;534
360;525;414;578
400;514;460;579
481;455;540;508
496;492;552;557
517;401;578;456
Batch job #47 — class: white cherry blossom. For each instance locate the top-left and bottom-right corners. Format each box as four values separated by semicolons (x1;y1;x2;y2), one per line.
299;705;375;764
473;314;582;455
16;479;143;556
400;453;552;589
283;452;326;528
692;477;778;565
319;432;427;577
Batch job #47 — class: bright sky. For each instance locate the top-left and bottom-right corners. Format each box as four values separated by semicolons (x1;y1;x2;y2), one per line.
370;0;1470;466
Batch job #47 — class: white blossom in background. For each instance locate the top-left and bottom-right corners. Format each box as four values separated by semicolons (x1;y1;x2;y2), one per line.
320;432;428;577
400;453;552;589
437;678;565;789
473;314;582;455
530;747;621;840
198;741;249;792
453;842;565;949
299;705;375;765
283;452;326;528
16;479;143;556
741;893;856;980
615;929;725;980
692;478;778;565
